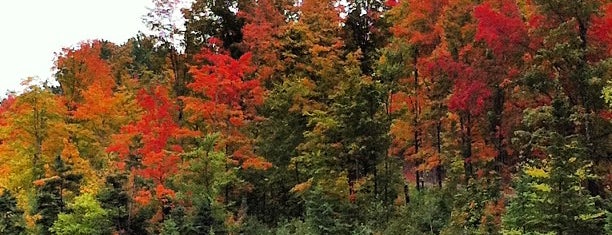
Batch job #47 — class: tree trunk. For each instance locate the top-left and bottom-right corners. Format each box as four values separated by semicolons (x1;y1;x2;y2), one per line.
436;120;443;188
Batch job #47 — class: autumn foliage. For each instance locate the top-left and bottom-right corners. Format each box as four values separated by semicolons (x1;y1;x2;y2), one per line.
0;0;611;234
183;45;270;170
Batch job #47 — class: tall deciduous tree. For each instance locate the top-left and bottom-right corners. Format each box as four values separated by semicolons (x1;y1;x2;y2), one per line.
239;0;288;84
107;85;193;229
384;0;451;192
0;82;74;215
183;47;269;171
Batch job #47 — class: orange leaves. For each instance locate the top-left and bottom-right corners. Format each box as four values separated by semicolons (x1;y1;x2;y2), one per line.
105;132;134;159
290;179;313;194
55;41;116;108
139;151;180;184
134;189;153;206
233;144;272;170
185;48;270;171
241;157;273;170
72;81;117;121
472;139;497;163
0;96;16;140
229;116;245;127
107;85;191;192
240;0;286;81
390;0;447;51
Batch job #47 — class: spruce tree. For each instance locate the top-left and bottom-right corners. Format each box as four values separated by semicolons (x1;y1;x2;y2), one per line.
0;189;25;234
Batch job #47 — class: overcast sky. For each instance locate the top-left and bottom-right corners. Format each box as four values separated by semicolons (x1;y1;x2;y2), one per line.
0;0;155;97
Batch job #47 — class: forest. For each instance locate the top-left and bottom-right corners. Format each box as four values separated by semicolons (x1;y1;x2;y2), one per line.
0;0;611;234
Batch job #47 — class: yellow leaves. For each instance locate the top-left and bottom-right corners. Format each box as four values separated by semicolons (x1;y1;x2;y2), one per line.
530;183;552;192
576;167;588;180
524;166;549;178
579;212;606;221
0;86;72;194
60;138;101;194
524;166;552;192
290;178;313;194
390;120;412;141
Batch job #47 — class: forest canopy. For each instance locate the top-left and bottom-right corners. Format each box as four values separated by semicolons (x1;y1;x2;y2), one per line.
1;0;611;234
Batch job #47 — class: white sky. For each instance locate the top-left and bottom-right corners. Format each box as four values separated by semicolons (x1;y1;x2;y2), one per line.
0;0;155;97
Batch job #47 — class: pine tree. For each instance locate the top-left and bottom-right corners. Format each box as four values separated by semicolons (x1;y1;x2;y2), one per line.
97;174;130;234
503;99;605;234
33;155;83;235
0;189;25;234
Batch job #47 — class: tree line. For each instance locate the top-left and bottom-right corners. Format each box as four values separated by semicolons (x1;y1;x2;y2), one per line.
0;0;611;234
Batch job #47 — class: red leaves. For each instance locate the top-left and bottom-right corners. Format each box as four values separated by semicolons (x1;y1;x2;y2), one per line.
0;96;16;127
474;1;527;57
428;54;491;116
189;52;258;106
448;78;491;116
185;50;263;128
385;0;398;7
107;86;193;196
185;48;270;171
590;3;612;55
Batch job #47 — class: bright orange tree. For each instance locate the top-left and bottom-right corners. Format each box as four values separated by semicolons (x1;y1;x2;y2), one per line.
386;0;448;189
55;41;116;111
54;41;136;174
183;42;270;171
107;85;193;205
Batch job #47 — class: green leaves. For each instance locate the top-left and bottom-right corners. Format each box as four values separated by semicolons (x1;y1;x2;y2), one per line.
51;194;111;235
503;100;603;234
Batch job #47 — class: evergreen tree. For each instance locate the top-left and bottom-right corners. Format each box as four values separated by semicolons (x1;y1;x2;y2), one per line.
97;174;130;234
0;189;25;235
33;155;82;235
503;99;605;234
343;0;390;75
183;0;249;58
